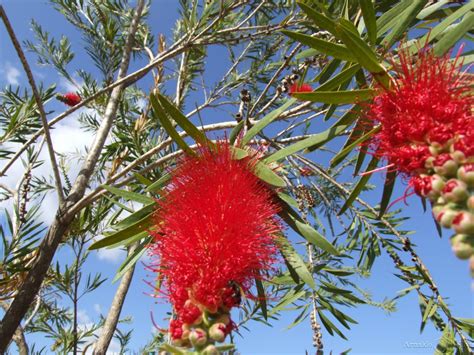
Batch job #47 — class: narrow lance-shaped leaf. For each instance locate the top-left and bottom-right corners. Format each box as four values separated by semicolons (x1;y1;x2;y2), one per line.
150;94;194;155
330;125;380;167
265;123;348;163
242;98;296;146
338;156;380;215
277;237;316;290
102;185;154;205
358;0;377;45
434;11;474;56
155;93;211;145
292;89;375;105
282;30;356;62
378;170;397;218
382;0;427;48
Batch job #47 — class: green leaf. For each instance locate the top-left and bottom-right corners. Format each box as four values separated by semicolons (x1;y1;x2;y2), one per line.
335;19;387;76
316;64;360;91
278;202;339;255
359;0;377;45
113;238;151;282
133;173;153;186
422;298;435;323
417;0;451;19
376;0;412;37
282;30;356;62
378;170;397;218
89;214;153;250
112;203;156;231
102;185;154;205
270;288;306;314
297;2;338;35
229;120;244;145
255;278;268;320
253;161;286;187
434;11;474;56
293;218;339;255
318;310;348;340
338;156;379;215
150;94;194;155
242;98;296;146
155;93;210;145
330;125;380;167
265;124;348;163
286;305;309;330
434;326;456;355
382;0;427;48
159;344;185;355
145;173;171;193
278;237;316;290
292;89;375;104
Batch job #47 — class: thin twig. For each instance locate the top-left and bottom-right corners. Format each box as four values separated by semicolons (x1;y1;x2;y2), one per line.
0;6;64;204
249;43;302;117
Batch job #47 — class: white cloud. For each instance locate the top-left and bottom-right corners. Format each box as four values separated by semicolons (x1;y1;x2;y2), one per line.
59;77;81;93
0;107;97;225
93;303;102;314
78;309;92;324
96;247;126;264
3;62;21;86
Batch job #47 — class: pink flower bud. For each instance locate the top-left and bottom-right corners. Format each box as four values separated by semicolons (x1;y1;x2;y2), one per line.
450;234;474;260
442;179;468;203
436;208;458;228
189;328;207;347
452;212;474;235
209;323;227;343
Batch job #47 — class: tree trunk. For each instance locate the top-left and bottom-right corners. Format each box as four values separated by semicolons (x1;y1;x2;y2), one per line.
93;245;137;355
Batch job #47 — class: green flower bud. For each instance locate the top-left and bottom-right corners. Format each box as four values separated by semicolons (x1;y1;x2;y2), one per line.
450;234;474;260
438;208;458;228
452;211;474;235
467;196;474;211
189;328;207;348
434;154;458;177
442;179;468;203
202;345;220;355
450;150;466;164
457;164;474;187
209;323;227;343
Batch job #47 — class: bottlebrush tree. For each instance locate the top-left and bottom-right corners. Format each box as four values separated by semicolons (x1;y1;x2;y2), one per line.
0;0;472;354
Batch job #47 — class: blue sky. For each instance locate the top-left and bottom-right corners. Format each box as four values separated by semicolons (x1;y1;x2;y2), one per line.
0;0;472;354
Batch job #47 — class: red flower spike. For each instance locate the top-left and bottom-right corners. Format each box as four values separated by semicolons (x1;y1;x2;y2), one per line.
57;92;82;107
365;47;473;176
149;142;281;319
289;82;312;95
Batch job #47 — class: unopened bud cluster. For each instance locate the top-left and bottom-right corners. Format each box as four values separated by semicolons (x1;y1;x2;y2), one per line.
166;284;240;354
411;139;474;274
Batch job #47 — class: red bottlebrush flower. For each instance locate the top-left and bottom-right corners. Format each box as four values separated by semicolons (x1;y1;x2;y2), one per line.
149;143;281;318
365;47;473;176
56;92;82;107
170;319;184;340
289;82;312;95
